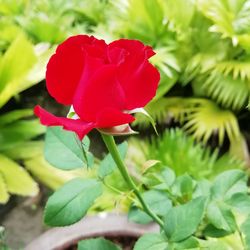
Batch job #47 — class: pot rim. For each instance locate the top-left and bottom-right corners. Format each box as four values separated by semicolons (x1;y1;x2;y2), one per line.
25;213;159;250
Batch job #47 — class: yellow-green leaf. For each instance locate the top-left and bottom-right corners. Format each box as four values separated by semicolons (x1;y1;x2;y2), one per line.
24;155;83;190
0;154;38;196
0;32;37;107
0;173;9;204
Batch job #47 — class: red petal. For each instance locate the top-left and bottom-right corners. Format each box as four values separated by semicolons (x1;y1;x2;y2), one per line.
34;105;95;139
96;108;135;128
108;39;160;110
119;60;160;110
109;39;155;59
73;65;126;122
46;35;107;105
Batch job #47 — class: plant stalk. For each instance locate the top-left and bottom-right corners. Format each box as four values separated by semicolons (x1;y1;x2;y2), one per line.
101;133;164;228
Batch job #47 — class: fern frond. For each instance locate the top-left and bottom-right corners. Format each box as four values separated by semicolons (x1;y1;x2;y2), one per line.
163;0;196;32
150;47;181;78
198;0;250;49
128;128;244;178
183;99;240;145
136;97;240;146
202;71;249;110
214;59;250;81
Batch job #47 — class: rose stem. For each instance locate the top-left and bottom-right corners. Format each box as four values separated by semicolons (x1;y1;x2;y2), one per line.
101;133;164;228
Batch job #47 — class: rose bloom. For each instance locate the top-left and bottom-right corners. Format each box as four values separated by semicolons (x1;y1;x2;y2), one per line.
34;35;160;139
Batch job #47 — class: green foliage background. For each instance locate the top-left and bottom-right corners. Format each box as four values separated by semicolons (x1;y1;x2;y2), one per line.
0;0;249;210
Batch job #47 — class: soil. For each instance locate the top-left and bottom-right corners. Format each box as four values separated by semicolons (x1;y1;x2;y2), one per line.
1;198;45;249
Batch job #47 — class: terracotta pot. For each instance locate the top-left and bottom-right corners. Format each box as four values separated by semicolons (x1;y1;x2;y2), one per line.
25;213;159;250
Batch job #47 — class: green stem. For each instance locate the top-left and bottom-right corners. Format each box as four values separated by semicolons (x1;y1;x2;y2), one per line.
101;133;164;228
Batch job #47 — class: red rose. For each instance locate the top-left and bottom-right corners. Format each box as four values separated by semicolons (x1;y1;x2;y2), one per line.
34;35;160;139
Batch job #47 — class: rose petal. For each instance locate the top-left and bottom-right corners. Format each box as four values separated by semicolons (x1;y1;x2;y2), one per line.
96;107;135;128
73;65;126;122
109;39;155;59
109;39;160;110
34;105;95;139
46;35;107;105
119;56;160;110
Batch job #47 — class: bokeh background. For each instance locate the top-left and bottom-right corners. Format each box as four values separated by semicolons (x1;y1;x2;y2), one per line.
0;0;250;248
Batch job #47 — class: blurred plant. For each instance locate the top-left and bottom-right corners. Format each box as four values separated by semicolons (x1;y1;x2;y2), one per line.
0;32;85;204
128;165;250;249
42;125;250;249
93;0;250;160
0;109;86;204
0;0;111;45
128;128;245;179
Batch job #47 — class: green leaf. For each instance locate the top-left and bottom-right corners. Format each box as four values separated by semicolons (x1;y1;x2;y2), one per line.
206;202;236;233
0;120;45;150
241;215;250;249
0;33;36;90
225;193;250;213
130;108;158;134
134;233;168;250
45;127;92;170
128;190;172;224
44;178;102;226
98;142;127;178
2;141;43;160
171;174;195;199
193;179;211;198
0;173;9;204
0;109;33;126
173;237;199;249
25;154;82;190
164;197;206;242
144;166;176;190
0;33;37;107
211;169;247;200
78;237;121;250
0;154;38;197
203;224;232;238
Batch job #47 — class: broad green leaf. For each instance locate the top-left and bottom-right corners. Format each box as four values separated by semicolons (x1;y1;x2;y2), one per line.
225;193;250;213
241;215;250;249
173;237;199;249
211;170;247;200
164;197;206;242
128;190;172;224
203;224;232;238
0;154;38;197
44;178;102;226
171;174;195;199
193;179;211;198
45;127;92;170
144;167;176;190
0;173;9;204
78;237;121;250
0;109;33;126
134;233;168;250
206;202;236;233
128;206;153;224
98;142;128;178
